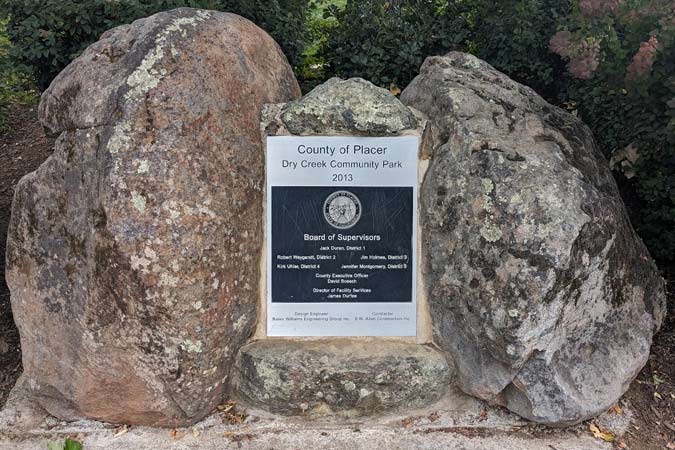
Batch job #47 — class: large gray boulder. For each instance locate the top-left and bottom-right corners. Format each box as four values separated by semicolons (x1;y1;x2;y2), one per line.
401;52;666;425
6;8;300;426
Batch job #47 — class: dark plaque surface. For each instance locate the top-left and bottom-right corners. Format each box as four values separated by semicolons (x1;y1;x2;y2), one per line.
271;186;413;303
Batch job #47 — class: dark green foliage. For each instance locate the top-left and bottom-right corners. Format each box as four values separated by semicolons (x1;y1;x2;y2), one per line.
558;3;675;264
582;81;675;263
578;75;675;260
0;17;37;130
295;0;343;92
467;0;572;101
0;0;308;90
321;0;468;90
319;0;569;98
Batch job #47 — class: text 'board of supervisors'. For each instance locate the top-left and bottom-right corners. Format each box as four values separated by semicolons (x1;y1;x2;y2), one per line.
266;136;418;337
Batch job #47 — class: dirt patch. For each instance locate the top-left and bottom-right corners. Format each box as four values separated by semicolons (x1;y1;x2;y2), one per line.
620;268;675;450
0;101;55;408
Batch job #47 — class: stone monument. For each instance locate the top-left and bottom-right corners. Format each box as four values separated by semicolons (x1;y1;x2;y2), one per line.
4;7;666;429
232;77;452;416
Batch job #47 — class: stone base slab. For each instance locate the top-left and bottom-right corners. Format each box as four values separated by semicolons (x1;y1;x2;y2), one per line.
231;339;452;417
0;374;629;450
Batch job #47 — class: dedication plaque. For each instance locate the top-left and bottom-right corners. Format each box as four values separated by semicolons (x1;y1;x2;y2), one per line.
266;136;418;337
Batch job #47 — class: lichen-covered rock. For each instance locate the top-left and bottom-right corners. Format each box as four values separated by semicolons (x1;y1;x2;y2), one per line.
232;340;452;416
6;8;300;426
401;52;666;426
280;77;417;135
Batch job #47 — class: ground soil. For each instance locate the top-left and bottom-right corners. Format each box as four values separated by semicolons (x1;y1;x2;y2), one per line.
620;269;675;450
0;103;673;449
0;101;56;408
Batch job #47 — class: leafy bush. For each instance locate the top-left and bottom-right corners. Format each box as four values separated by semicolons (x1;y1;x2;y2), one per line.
321;0;468;90
319;0;568;98
466;0;572;101
295;0;343;92
0;0;309;90
549;0;675;263
0;17;37;130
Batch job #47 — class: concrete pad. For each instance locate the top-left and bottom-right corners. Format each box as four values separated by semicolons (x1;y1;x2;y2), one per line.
0;425;612;450
0;375;616;450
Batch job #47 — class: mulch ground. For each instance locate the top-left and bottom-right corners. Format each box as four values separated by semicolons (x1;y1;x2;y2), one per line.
0;102;673;449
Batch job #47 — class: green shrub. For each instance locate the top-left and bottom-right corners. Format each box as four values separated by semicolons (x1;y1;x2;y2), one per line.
466;0;572;101
0;17;37;131
0;0;309;90
295;0;343;92
319;0;568;98
321;0;468;91
549;0;675;264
